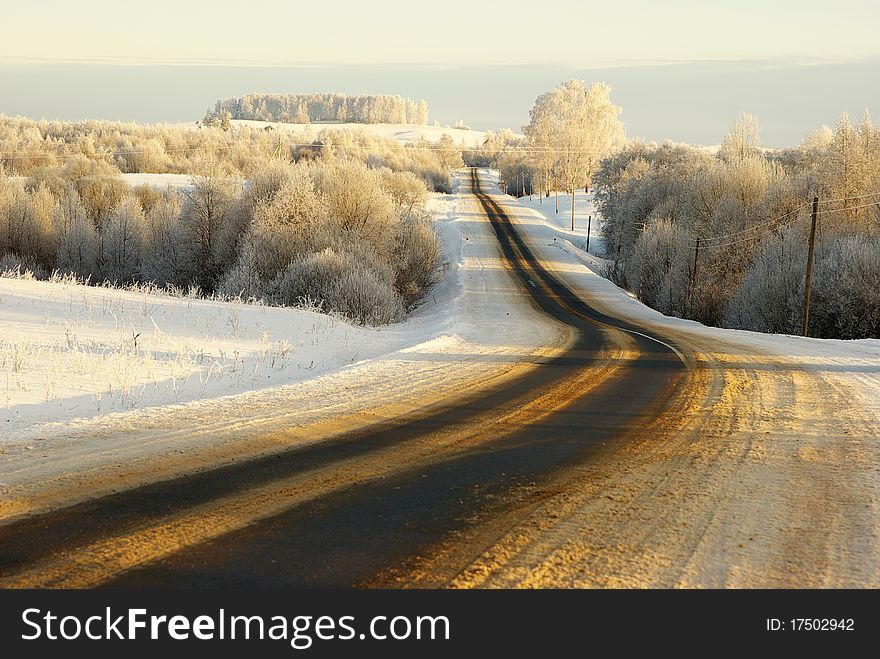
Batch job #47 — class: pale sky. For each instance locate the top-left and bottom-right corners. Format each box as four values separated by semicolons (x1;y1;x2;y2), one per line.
2;0;879;65
1;1;878;145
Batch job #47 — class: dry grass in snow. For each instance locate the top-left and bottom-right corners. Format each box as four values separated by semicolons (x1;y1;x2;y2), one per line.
0;272;379;438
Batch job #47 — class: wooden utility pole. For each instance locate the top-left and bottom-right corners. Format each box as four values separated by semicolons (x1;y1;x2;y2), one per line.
802;196;820;337
555;187;558;213
585;215;592;253
570;189;575;231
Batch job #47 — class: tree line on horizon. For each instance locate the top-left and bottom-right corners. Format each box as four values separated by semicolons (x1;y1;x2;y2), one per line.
203;93;430;127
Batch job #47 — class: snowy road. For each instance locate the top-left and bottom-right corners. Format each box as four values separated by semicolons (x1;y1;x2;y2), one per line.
0;169;877;588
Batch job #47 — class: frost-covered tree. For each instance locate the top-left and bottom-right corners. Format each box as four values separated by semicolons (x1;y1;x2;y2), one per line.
141;192;194;287
55;187;97;277
205;93;431;126
0;181;55;268
436;134;464;172
217;238;265;300
180;160;241;290
720;113;761;161
101;195;145;284
818;113;874;229
724;225;807;334
810;236;880;339
379;169;428;215
626;218;691;316
525;80;625;220
315;160;397;255
246;165;329;280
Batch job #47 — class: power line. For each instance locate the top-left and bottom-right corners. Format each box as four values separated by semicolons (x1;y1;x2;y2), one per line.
682;191;880;250
693;211;807;251
0;144;237;160
689;198;880;251
813;200;880;215
690;204;808;245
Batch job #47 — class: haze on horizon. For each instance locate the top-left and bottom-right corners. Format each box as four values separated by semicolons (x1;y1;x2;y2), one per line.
1;0;879;145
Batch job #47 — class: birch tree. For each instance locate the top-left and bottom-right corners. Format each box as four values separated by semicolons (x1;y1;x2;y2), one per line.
720;113;761;161
525;80;625;228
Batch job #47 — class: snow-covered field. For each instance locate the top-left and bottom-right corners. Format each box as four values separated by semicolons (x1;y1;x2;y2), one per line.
0;277;381;437
230;119;491;148
120;173;195;190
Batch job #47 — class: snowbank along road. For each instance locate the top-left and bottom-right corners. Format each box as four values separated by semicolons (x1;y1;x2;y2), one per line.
0;169;877;588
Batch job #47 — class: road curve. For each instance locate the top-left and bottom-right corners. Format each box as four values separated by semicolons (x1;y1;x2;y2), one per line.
0;169;694;588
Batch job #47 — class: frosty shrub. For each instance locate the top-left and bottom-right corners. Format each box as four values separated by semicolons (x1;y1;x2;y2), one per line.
270;248;404;325
724;226;807;334
626;219;690;317
217;239;266;301
0;117;449;326
392;212;442;308
809;236;880;339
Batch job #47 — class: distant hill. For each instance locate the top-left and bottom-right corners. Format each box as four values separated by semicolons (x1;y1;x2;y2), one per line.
204;93;429;127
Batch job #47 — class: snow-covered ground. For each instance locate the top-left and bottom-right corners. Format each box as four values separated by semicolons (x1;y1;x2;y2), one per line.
0;278;380;436
230;119;492;148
